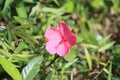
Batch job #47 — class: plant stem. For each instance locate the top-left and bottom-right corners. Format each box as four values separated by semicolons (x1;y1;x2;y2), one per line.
39;55;59;74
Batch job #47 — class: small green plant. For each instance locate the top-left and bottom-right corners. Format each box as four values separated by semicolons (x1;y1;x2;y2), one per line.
0;0;120;80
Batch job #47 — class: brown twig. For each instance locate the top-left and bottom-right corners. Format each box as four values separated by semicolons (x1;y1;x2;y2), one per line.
39;55;59;74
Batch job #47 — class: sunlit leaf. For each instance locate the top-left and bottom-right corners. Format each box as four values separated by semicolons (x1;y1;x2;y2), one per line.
99;62;106;66
103;68;109;74
64;0;74;13
22;56;43;80
83;44;98;49
0;49;11;57
0;56;21;80
99;35;111;46
91;0;105;8
99;42;115;53
84;47;92;70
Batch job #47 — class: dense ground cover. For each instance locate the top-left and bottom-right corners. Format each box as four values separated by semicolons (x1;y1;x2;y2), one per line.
0;0;120;80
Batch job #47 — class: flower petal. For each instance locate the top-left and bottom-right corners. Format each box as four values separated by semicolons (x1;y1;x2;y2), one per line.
45;27;61;40
56;42;69;56
59;22;71;36
66;35;76;48
46;39;61;54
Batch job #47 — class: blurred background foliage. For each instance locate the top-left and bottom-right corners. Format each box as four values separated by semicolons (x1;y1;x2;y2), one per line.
0;0;120;80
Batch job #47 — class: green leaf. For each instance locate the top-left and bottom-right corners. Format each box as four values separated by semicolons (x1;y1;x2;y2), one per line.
64;58;78;68
24;0;34;3
3;0;13;12
91;0;105;8
15;2;27;18
99;35;111;46
87;20;94;32
99;42;115;53
112;0;120;13
14;41;27;53
11;54;32;62
7;30;13;43
88;32;98;45
83;44;98;49
14;16;29;25
103;68;109;74
22;56;43;80
15;30;38;45
84;47;92;70
99;62;106;66
0;49;11;57
64;45;78;61
0;56;21;80
64;0;74;13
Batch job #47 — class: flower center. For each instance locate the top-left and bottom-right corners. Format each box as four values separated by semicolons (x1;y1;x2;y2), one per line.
62;36;67;42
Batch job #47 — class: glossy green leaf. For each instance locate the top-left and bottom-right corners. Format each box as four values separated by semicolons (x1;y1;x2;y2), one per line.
22;56;43;80
0;56;21;80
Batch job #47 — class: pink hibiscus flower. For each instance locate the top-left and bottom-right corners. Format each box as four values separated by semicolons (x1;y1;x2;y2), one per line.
44;22;76;56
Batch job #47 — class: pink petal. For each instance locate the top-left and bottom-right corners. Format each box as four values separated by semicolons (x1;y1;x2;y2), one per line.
59;22;71;36
66;35;76;48
46;39;61;54
56;42;69;56
45;27;61;40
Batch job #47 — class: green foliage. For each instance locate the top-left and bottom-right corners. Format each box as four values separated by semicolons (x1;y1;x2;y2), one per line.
22;56;43;80
0;56;21;80
84;47;92;70
0;0;120;80
64;45;78;62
